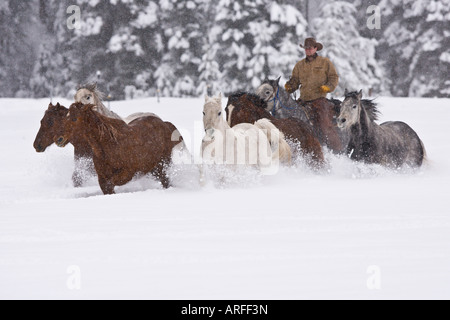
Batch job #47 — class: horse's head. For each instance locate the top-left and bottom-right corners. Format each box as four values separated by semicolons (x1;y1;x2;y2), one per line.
337;89;363;130
74;83;105;106
56;102;97;148
256;77;281;113
225;92;271;127
33;103;68;152
203;93;224;134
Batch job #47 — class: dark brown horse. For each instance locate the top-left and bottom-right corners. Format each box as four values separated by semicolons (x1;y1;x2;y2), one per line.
225;92;325;168
256;78;348;153
55;103;184;195
33;103;95;187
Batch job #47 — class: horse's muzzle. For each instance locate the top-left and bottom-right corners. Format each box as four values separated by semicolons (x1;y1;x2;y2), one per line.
337;117;347;129
34;142;45;153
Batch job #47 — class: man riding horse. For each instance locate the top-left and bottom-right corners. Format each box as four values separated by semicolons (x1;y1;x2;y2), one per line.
279;37;346;153
284;37;339;104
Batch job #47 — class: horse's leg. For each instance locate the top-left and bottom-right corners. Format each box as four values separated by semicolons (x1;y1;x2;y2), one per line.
309;100;344;153
152;159;171;189
98;176;115;195
72;156;86;188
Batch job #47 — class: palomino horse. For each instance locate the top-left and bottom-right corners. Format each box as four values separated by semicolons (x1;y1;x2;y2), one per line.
33;103;169;187
75;83;162;121
225;92;324;169
55;103;185;195
337;90;426;168
74;83;122;120
256;78;347;153
201;94;291;175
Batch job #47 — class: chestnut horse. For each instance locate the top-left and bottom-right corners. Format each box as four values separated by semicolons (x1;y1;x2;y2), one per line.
256;78;348;153
33;103;168;187
33;103;95;187
55;103;185;195
225;92;325;168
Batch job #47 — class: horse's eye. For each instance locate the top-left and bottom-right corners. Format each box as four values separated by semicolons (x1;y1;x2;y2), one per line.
266;91;270;95
203;112;205;116
218;112;222;116
353;105;357;109
72;117;77;122
46;119;54;127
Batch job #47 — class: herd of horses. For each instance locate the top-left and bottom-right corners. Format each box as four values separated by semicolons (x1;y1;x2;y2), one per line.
33;81;426;195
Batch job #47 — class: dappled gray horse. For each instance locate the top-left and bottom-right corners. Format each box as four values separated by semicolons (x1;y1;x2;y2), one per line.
256;77;309;123
337;90;426;168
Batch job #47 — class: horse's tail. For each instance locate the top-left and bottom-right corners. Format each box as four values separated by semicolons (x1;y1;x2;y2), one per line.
254;119;292;165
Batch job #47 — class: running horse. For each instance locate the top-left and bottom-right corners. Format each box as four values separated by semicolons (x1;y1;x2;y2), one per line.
56;103;185;195
337;90;426;168
202;94;292;172
256;77;347;153
33;102;169;187
225;92;325;169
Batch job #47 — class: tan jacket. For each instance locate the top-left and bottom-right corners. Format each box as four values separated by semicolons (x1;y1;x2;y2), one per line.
286;55;339;101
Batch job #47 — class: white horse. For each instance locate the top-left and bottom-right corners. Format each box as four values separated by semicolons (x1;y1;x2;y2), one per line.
74;83;161;123
201;94;291;179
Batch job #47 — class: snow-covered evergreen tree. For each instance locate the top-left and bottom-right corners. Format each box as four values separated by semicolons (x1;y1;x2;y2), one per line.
0;1;35;97
268;1;308;82
216;0;308;92
379;0;450;97
154;0;205;97
215;0;254;93
312;1;385;97
29;0;75;98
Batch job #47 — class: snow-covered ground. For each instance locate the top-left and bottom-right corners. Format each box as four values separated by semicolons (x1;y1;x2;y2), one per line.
0;96;449;300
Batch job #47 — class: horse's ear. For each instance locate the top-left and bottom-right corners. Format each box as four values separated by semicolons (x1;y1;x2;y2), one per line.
357;90;363;100
344;88;349;96
215;93;222;104
276;76;281;85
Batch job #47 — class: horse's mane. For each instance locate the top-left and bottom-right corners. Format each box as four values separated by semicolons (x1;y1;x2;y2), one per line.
75;103;127;143
228;91;268;110
345;91;380;122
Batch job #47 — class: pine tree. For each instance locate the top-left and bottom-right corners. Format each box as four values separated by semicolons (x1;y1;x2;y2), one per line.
215;0;255;93
378;0;450;97
0;1;35;97
312;1;385;97
29;0;75;98
268;1;308;82
154;0;206;97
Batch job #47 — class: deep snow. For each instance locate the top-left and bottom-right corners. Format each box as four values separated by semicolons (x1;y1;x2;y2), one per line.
0;96;449;299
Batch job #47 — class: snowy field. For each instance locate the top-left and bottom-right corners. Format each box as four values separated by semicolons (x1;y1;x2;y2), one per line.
0;95;449;300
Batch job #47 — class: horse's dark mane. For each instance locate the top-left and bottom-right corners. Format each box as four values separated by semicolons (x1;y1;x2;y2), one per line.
344;91;380;122
70;102;126;143
228;91;268;110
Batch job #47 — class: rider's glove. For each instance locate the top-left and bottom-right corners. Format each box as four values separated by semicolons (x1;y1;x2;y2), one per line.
320;85;331;93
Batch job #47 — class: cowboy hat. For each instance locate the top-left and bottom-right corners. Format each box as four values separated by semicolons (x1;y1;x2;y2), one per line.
300;37;323;51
